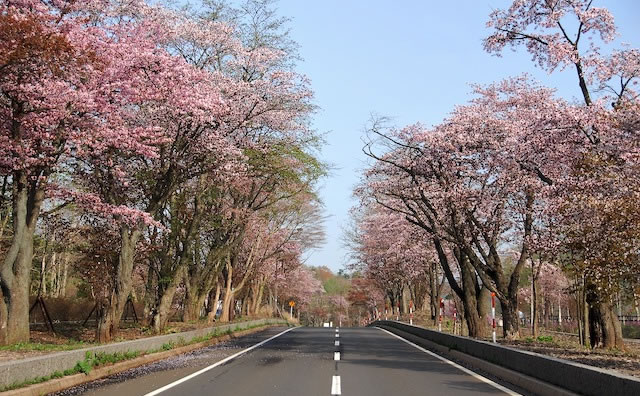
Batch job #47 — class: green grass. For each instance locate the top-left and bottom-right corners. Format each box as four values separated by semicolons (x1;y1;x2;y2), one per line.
0;340;87;352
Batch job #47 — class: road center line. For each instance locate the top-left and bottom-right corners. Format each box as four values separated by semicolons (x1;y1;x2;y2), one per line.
331;375;341;395
335;340;340;347
143;327;296;396
335;333;339;338
334;351;340;361
376;327;521;396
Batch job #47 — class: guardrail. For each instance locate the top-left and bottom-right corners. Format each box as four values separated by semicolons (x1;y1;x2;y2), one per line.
371;320;640;396
0;318;287;388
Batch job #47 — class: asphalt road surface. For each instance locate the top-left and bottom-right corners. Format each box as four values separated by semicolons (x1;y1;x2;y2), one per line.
56;326;522;396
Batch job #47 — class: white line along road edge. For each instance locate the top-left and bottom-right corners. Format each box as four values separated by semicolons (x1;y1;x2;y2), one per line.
376;327;521;396
331;375;341;395
144;327;296;396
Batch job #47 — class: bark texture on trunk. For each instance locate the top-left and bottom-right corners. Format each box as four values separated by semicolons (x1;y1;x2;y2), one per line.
219;257;233;323
1;172;44;345
501;300;520;340
207;282;221;323
587;282;625;350
96;227;140;342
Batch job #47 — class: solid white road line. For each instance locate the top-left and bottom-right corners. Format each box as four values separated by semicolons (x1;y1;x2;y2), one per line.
331;375;341;395
144;327;296;396
376;327;521;396
335;340;340;347
334;351;341;361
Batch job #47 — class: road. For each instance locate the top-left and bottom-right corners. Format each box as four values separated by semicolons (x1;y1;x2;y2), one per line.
55;326;521;396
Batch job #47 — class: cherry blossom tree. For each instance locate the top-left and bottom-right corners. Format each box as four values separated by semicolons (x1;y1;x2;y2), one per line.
485;0;640;349
0;0;164;344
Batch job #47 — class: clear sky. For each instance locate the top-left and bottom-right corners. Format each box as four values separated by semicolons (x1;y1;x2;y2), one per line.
274;0;640;272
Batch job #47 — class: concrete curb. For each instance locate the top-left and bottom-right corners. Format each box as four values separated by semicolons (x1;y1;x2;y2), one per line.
377;324;576;396
372;320;640;396
1;322;288;396
0;318;287;391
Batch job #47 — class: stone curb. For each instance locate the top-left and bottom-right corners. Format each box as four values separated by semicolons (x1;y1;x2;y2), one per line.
373;320;640;396
1;322;287;396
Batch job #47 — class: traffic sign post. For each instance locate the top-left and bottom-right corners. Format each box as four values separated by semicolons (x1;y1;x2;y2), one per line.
289;300;295;318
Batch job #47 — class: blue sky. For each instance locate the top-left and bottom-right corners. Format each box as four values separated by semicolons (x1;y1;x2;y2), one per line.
274;1;640;272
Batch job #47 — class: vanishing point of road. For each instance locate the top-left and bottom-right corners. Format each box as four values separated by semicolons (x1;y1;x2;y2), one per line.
54;326;522;396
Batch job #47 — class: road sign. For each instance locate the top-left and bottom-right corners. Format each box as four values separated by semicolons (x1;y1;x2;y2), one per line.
289;301;295;307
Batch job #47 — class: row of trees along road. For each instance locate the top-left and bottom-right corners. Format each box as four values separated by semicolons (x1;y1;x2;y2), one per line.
352;0;639;350
0;0;326;345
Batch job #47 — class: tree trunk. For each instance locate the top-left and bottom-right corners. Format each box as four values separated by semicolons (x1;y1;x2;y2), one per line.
532;273;539;337
53;252;60;297
151;265;186;333
587;282;625;350
61;254;69;298
207;283;221;323
461;266;486;338
0;234;32;345
183;293;207;322
40;253;47;296
96;227;140;342
142;265;157;327
600;300;625;350
0;177;41;345
428;261;441;326
501;299;520;340
151;286;176;334
242;298;249;316
254;282;265;315
220;258;233;323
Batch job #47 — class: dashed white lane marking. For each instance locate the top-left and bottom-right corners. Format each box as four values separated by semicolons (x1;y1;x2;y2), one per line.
144;327;296;396
335;333;339;338
376;327;521;396
336;328;339;333
331;375;341;395
335;340;340;347
334;352;341;361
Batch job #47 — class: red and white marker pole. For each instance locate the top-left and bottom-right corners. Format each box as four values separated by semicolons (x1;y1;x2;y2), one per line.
409;300;414;325
439;298;444;332
385;308;388;321
453;307;457;335
491;292;497;343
